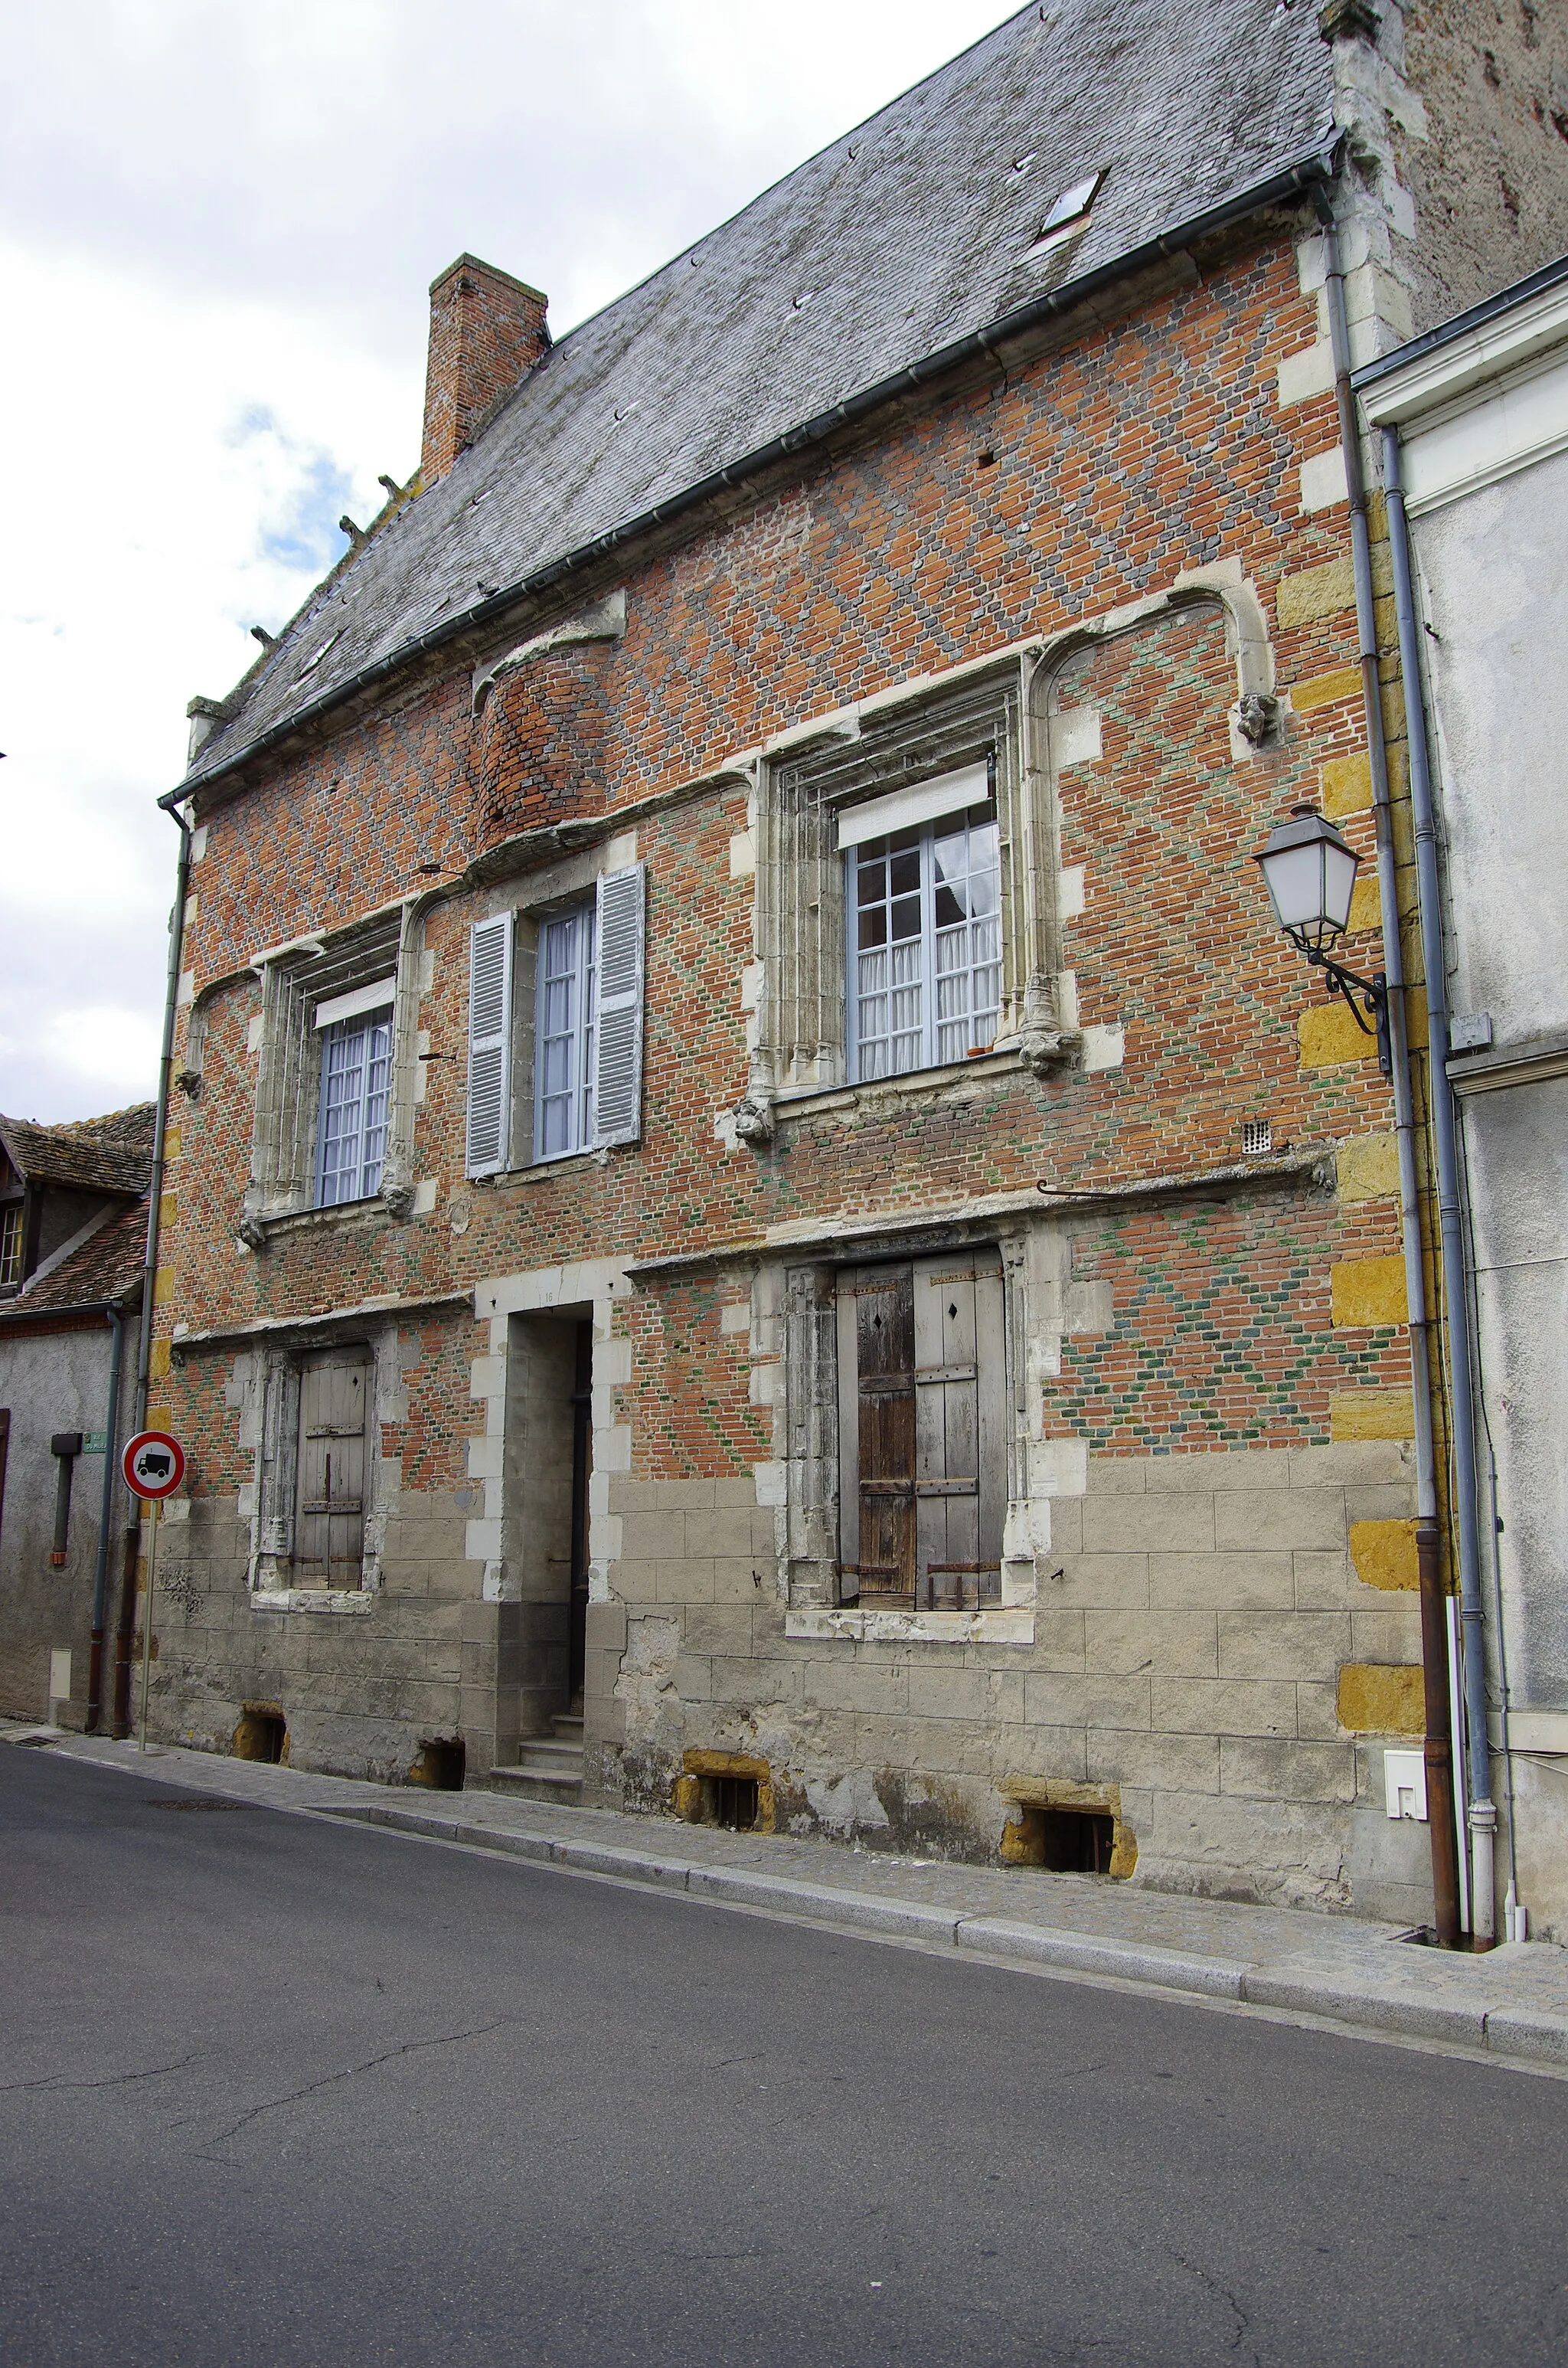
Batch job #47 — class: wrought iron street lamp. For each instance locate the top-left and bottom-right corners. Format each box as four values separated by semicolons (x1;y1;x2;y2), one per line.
1254;803;1390;1075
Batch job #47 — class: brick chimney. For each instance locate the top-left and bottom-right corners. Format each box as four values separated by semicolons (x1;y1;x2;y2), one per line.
420;253;550;487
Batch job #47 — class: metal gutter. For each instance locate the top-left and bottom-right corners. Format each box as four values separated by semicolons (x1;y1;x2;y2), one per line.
1350;248;1568;397
165;146;1338;813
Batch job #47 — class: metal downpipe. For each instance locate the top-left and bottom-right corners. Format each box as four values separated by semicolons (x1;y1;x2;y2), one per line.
113;804;191;1737
85;1300;127;1733
1380;426;1497;1945
1318;203;1459;1944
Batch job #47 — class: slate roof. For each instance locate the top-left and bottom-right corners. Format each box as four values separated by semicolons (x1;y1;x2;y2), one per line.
187;0;1336;790
0;1197;147;1318
0;1104;156;1198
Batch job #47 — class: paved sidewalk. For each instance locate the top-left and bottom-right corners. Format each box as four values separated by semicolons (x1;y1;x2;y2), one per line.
8;1721;1567;2072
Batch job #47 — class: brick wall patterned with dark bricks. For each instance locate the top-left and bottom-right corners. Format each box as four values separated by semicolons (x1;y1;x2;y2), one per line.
621;1281;770;1481
475;643;612;846
1047;1196;1412;1457
158;222;1398;1470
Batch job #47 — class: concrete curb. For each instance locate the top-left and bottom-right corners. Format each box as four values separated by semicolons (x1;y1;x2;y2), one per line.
15;1740;1566;2075
315;1799;1568;2069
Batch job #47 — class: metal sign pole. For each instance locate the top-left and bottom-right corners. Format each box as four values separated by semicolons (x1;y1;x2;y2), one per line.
139;1497;158;1754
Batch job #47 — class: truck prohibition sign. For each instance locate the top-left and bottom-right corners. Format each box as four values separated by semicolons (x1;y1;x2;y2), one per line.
122;1430;185;1500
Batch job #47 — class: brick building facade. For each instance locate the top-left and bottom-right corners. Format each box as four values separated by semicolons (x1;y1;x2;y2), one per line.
142;2;1566;1922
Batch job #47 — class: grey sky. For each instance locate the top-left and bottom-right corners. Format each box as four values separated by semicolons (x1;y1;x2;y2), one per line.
0;0;1018;1123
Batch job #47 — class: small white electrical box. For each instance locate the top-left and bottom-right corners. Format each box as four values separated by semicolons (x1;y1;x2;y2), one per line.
1384;1746;1428;1822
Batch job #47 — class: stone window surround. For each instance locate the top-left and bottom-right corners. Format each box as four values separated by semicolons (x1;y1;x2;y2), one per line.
728;561;1278;1143
233;899;434;1246
227;1315;414;1614
763;1210;1112;1647
475;827;639;1179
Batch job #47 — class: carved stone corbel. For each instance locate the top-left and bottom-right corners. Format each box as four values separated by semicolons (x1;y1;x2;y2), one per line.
1016;977;1078;1078
1235;691;1284;749
733;1091;776;1147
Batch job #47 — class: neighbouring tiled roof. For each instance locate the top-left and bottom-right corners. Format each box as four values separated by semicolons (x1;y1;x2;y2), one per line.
0;1195;146;1317
186;0;1335;787
0;1104;156;1197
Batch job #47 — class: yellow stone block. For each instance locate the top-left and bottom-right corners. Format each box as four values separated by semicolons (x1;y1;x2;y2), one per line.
1321;752;1374;816
1330;1388;1416;1441
159;1191;178;1231
149;1339;172;1382
1299;1002;1377;1067
1350;1519;1420;1591
153;1265;178;1307
163;1127;181;1162
145;1403;172;1433
1347;877;1381;934
1331;1254;1408;1328
1337;1133;1400;1202
1292;665;1363;713
1276;554;1355;627
1337;1662;1423;1735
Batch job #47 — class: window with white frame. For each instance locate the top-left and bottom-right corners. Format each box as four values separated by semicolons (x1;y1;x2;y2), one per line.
313;982;395;1207
243;906;410;1232
0;1202;22;1289
753;664;1039;1101
845;787;1001;1081
466;862;645;1179
535;903;596;1159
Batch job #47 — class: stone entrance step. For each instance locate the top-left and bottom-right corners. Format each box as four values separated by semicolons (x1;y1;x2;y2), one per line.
487;1713;585;1806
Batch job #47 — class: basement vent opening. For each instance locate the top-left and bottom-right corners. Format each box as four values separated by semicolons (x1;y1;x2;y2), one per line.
409;1736;466;1791
1006;1800;1123;1875
233;1705;287;1765
713;1774;760;1831
1242;1118;1273;1156
1040;1807;1116;1875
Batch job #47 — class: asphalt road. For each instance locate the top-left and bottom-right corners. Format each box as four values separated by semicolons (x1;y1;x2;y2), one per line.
3;1747;1566;2368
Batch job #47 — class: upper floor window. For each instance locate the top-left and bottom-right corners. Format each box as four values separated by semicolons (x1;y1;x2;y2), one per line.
314;983;395;1208
847;801;1001;1081
0;1202;21;1289
242;905;411;1235
466;861;645;1178
536;904;596;1159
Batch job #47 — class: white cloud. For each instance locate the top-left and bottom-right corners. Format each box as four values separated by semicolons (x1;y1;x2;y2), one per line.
0;0;1018;1120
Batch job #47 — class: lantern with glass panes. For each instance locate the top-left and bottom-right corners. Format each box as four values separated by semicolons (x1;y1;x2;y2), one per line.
1253;804;1390;1075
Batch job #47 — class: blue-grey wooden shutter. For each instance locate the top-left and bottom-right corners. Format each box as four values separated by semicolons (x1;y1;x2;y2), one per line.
592;863;645;1146
466;913;513;1177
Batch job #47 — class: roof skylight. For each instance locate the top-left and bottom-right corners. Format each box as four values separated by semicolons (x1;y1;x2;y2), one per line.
1032;169;1105;250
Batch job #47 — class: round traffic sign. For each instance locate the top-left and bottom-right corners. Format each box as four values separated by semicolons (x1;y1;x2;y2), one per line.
122;1429;185;1500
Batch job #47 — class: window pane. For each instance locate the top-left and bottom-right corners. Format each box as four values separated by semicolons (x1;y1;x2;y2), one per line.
847;796;999;1081
534;903;596;1159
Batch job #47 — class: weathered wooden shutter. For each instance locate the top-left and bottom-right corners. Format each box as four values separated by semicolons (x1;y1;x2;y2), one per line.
838;1264;916;1605
294;1352;368;1588
837;1251;1004;1610
466;913;513;1178
593;862;645;1147
912;1252;1005;1608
